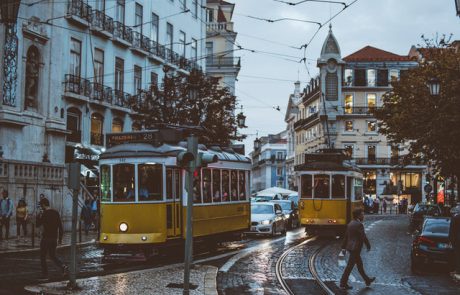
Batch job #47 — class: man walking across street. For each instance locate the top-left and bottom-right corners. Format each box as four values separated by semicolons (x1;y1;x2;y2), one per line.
0;190;14;241
450;207;460;280
37;197;68;280
340;208;376;290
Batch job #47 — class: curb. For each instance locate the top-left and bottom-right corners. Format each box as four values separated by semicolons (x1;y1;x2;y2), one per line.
0;239;96;255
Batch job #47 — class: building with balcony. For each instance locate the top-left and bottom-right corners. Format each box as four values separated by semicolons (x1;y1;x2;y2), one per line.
250;131;288;193
292;26;428;203
0;0;206;230
205;0;240;94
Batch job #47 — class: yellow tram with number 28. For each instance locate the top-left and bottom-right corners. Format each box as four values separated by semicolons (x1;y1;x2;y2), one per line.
98;128;251;258
296;149;364;236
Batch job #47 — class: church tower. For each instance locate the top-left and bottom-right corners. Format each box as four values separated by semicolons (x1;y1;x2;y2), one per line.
317;25;345;148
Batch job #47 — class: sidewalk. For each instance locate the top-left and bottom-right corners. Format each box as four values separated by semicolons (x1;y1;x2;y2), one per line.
24;263;218;295
0;231;97;254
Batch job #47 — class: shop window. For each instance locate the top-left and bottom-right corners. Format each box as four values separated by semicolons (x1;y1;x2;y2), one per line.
314;174;330;198
113;164;135;202
230;170;238;201
212;169;221;202
100;165;111;202
332;175;345;198
138;164;163;201
364;171;377;195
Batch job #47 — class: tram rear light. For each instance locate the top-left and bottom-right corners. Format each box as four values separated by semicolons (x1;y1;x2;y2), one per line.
103;235;108;240
141;236;147;241
328;219;337;223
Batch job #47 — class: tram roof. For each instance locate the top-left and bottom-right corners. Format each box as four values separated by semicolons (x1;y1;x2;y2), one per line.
100;143;251;163
294;149;362;173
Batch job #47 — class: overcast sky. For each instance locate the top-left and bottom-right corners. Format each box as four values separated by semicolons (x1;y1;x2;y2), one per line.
229;0;460;154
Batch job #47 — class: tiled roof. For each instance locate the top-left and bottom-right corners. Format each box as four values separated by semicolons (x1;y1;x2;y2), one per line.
344;46;411;62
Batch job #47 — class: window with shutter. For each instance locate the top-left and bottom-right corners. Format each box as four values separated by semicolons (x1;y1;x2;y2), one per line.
326;72;338;100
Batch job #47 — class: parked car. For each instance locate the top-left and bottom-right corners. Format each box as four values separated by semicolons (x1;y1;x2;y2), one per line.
411;217;454;272
409;203;442;231
249;202;287;236
271;200;300;229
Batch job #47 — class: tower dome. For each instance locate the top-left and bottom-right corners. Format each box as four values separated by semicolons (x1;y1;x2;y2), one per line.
320;24;341;59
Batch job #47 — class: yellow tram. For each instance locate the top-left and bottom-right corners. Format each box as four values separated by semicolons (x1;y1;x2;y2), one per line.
98;128;251;258
296;149;364;236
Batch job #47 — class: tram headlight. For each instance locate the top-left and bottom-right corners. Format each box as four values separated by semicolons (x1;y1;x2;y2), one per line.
141;236;147;241
119;222;128;232
261;220;271;225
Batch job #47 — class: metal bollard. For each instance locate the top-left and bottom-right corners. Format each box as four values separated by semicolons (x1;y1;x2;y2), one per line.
31;223;35;248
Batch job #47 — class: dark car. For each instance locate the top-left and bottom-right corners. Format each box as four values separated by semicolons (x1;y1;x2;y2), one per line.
409;203;442;231
271;200;300;229
411;217;454;272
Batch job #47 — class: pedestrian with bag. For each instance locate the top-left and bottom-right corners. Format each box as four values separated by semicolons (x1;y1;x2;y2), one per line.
450;208;460;280
0;190;14;241
16;199;28;242
339;208;376;290
36;197;68;281
80;199;92;235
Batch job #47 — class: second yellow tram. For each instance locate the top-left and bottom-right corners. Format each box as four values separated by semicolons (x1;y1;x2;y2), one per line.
296;149;364;236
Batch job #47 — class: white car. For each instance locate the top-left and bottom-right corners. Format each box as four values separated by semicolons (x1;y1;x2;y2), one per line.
249;202;287;236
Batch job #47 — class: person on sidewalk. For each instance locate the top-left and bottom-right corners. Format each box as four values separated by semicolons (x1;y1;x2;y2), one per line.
36;197;68;280
0;190;14;241
450;209;460;278
16;199;28;242
382;199;387;213
80;199;92;235
339;208;376;290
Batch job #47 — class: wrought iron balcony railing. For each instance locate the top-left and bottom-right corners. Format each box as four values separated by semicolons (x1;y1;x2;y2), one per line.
132;31;151;53
91;82;113;103
113;21;133;43
64;74;91;97
294;112;319;129
91;9;114;33
113;89;130;107
343;106;378;115
67;0;91;22
353;157;423;166
206;57;241;68
207;22;234;32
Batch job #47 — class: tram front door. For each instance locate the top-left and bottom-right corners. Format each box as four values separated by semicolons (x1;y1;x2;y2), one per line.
166;168;183;238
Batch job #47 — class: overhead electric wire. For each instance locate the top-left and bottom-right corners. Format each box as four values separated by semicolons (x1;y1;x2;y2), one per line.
273;0;348;7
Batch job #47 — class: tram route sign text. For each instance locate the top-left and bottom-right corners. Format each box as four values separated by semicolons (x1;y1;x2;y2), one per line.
106;131;159;147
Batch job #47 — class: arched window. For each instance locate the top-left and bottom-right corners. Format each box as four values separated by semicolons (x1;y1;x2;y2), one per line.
25;46;40;109
112;118;124;133
91;113;104;145
66;107;81;143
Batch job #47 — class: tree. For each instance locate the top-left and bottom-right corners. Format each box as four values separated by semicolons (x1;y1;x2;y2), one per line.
373;36;460;182
131;69;245;145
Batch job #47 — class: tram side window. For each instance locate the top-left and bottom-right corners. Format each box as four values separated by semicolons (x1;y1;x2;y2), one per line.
212;169;221;202
166;168;173;200
113;164;135;202
100;165;111;202
138;164;163;201
230;170;238;201
354;178;363;201
314;174;330;199
202;169;212;203
239;170;246;200
301;174;313;198
347;177;353;200
222;170;230;202
175;169;182;200
193;168;202;203
332;175;345;199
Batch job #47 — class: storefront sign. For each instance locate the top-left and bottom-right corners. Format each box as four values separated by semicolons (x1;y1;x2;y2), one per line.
106;131;159;147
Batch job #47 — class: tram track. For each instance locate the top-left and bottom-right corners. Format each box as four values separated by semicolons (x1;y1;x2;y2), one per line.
275;236;335;295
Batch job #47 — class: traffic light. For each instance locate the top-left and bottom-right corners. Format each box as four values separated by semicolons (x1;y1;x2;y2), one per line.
196;152;218;168
177;151;195;167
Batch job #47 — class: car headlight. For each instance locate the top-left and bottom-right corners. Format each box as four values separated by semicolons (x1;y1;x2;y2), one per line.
284;214;290;219
119;222;128;232
261;220;271;225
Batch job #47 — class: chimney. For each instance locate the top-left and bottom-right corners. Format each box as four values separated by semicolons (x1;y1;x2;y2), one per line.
294;81;300;97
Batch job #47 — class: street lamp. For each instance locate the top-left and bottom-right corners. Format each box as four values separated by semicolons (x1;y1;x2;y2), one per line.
427;77;440;96
254;138;261;150
236;105;246;128
0;0;21;107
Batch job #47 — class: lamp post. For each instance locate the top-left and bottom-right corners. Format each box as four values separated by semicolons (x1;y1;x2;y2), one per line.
236;105;246;128
0;0;21;107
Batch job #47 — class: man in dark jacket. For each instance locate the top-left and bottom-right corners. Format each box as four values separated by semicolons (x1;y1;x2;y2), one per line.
451;210;460;277
340;208;376;290
36;198;68;280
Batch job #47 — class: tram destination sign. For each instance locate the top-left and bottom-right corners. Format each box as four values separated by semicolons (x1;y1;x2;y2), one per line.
106;131;160;147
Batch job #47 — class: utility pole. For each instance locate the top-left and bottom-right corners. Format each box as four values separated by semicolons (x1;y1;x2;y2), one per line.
183;134;197;295
67;162;80;289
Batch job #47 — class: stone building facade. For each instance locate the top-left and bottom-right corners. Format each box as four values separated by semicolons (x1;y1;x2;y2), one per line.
0;0;206;232
293;26;428;203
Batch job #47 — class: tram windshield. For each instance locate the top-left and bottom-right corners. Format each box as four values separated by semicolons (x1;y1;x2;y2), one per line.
138;164;163;201
314;174;329;199
113;164;136;202
251;204;274;214
331;175;345;199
